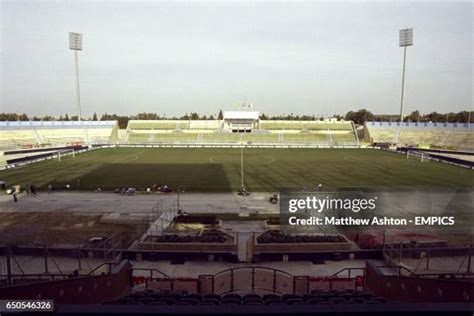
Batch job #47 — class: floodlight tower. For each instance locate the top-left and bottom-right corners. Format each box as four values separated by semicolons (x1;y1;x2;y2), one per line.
399;28;413;121
241;147;245;190
69;32;83;121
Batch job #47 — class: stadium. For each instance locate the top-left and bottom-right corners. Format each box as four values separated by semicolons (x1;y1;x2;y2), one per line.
0;1;473;315
0;109;473;315
1;116;473;192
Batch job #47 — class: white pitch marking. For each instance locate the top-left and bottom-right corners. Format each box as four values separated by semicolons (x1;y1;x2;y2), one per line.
112;151;144;164
264;157;275;164
338;152;361;161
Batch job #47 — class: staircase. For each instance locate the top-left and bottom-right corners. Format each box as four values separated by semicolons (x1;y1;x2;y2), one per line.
237;233;253;262
84;128;90;144
393;130;401;144
31;129;43;145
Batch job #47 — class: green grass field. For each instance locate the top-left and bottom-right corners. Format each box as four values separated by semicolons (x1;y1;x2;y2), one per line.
2;148;473;191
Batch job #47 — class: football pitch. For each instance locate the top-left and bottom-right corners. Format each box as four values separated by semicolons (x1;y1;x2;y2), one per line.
2;147;473;192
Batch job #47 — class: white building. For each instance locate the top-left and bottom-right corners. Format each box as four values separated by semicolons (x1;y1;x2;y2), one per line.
223;111;259;133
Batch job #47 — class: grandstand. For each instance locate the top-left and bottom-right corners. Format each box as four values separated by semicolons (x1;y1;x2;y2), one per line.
0;121;119;150
7;119;472;150
124;114;358;146
259;120;354;131
0;256;471;313
127;120;191;130
223;111;259;132
365;121;474;150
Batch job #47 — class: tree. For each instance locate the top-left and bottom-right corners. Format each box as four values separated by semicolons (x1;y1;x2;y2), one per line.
218;110;223;120
426;112;444;123
92;112;98;121
406;110;420;122
64;114;70;121
457;111;471;123
345;109;374;125
117;116;129;129
137;113;159;120
18;113;29;121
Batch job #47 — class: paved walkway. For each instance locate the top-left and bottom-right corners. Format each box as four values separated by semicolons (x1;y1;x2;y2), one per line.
0;191;279;215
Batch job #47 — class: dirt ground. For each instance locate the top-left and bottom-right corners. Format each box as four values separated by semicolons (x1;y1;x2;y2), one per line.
0;212;143;247
0;191;471;248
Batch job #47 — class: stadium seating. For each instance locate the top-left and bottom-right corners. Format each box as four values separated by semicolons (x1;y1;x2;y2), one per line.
128;132;200;143
189;120;221;130
124;131;358;145
366;128;397;143
332;133;357;143
401;131;448;147
201;133;242;143
0;130;37;149
259;120;353;131
145;230;232;244
444;132;474;149
0;121;118;150
2;258;469;312
281;133;329;143
365;122;474;150
126;133;151;141
240;133;281;143
103;289;389;306
127;120;190;130
36;129;88;144
123;119;359;146
86;128;117;144
257;231;346;244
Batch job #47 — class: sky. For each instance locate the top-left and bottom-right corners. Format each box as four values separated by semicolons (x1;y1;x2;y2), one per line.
0;0;472;118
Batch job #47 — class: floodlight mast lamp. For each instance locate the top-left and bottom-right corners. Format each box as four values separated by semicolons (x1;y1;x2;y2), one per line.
399;28;413;122
69;32;83;122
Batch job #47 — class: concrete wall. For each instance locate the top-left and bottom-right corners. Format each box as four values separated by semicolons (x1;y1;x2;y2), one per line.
0;260;132;304
365;260;473;303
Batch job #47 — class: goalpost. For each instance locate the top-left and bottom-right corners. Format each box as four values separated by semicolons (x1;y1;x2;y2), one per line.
57;148;76;162
406;150;427;163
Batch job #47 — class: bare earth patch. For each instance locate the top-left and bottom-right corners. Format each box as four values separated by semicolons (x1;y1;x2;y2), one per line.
0;212;143;247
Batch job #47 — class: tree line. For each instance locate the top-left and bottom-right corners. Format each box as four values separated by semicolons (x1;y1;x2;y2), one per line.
345;109;473;125
1;109;472;129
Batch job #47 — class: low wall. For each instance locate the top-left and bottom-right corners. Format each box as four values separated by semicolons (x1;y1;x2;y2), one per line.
254;234;352;253
114;143;360;149
138;277;199;294
254;242;352;253
135;266;361;295
0;260;132;304
136;242;237;253
365;260;473;303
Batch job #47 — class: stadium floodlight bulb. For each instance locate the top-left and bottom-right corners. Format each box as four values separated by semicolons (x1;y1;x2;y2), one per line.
69;32;83;51
399;28;413;47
